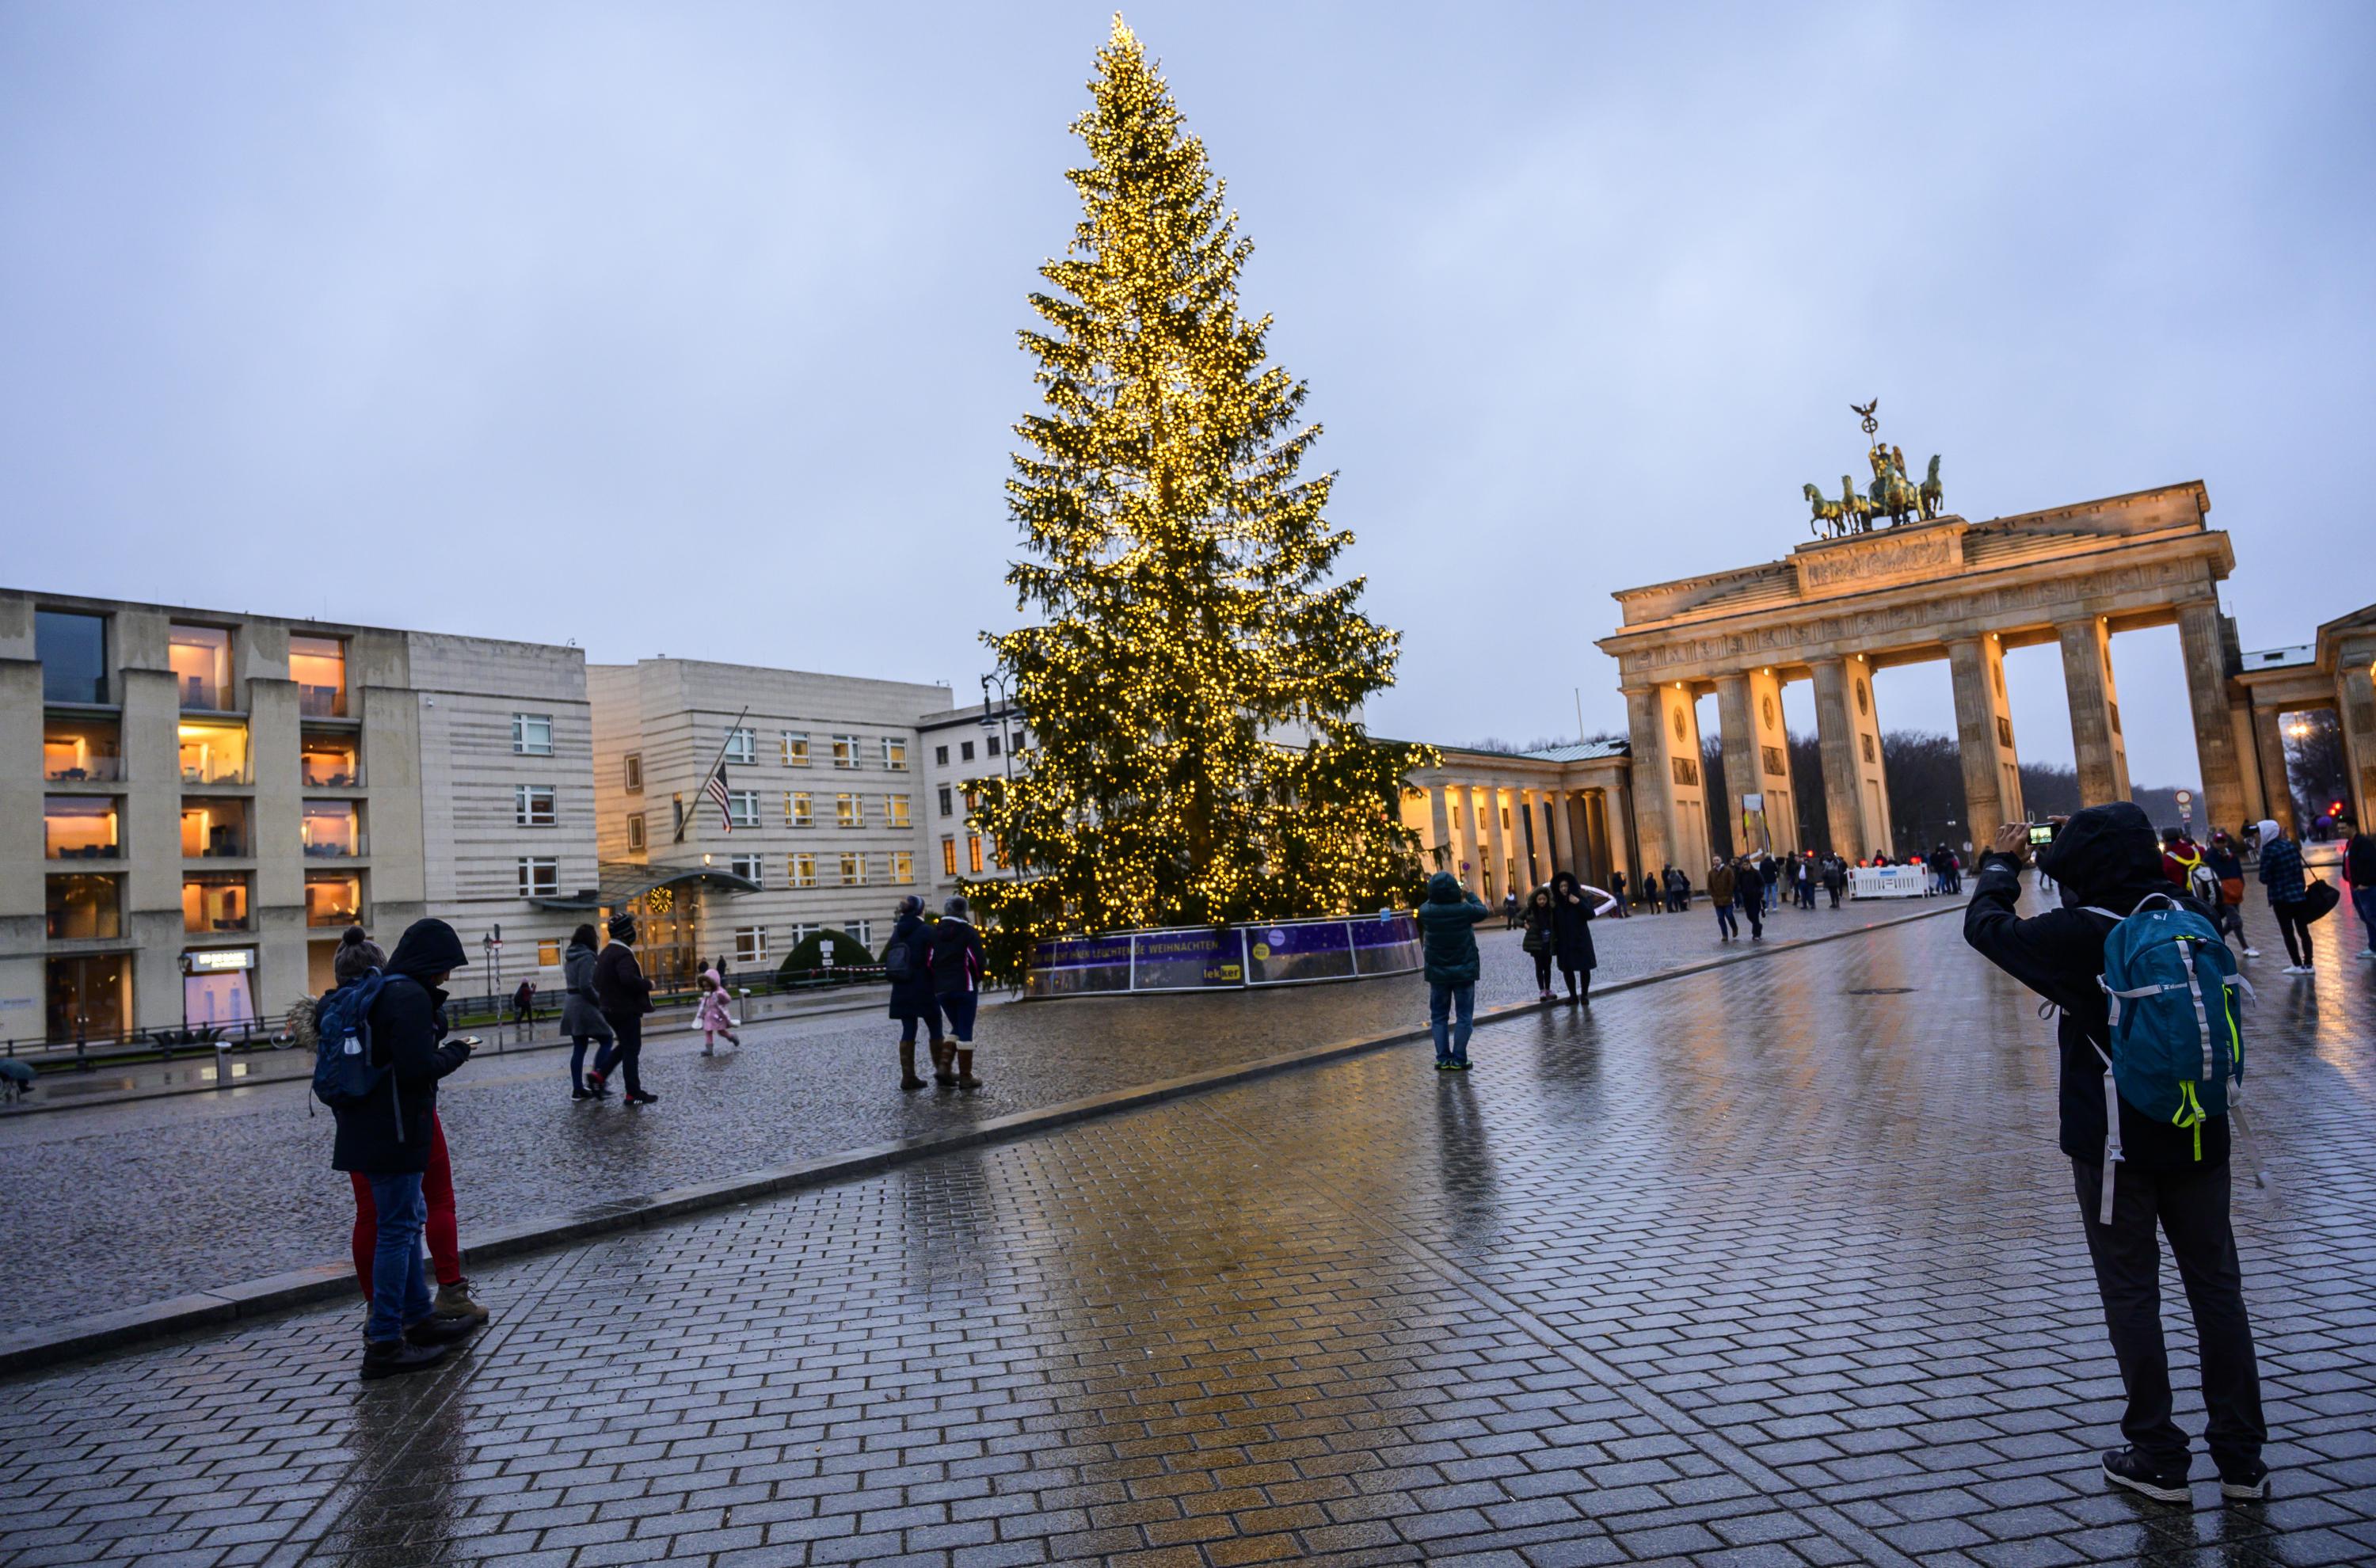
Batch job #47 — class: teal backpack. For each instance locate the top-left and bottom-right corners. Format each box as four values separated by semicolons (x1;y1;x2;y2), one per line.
2084;892;2249;1220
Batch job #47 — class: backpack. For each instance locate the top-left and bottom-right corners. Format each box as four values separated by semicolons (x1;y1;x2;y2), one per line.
882;935;916;983
2083;892;2248;1221
2186;859;2222;908
310;971;390;1113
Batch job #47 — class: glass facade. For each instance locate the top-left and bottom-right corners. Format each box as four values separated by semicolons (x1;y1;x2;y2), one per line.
181;798;249;858
45;796;120;858
36;610;108;704
177;721;249;785
44;717;120;781
288;635;346;717
169;625;233;710
182;874;252;934
306;873;363;928
299;732;361;786
47;953;130;1043
45;874;121;940
302;800;361;858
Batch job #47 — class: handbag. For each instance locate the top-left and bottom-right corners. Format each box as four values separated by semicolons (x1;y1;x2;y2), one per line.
1521;925;1549;956
2302;876;2340;923
2219;877;2245;905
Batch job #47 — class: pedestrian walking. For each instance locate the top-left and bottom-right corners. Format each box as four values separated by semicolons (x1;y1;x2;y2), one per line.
695;971;740;1055
2344;821;2376;960
2256;818;2313;975
327;918;482;1380
1824;854;1846;908
509;976;535;1032
1417;870;1491;1069
586;912;658;1103
560;923;612;1099
1965;805;2267;1503
929;895;988;1089
1521;886;1559;1000
1547;870;1617;1005
1502;889;1521;930
1708;858;1738;940
1607;870;1629;918
324;926;490;1334
1734;854;1765;940
2203;832;2257;958
1759;853;1781;914
1795;853;1816;908
885;893;946;1089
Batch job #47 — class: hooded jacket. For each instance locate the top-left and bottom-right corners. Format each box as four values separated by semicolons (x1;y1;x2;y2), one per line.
560;939;611;1038
331;919;474;1174
1964;801;2229;1170
1416;871;1491;986
1545;870;1599;971
2255;821;2305;904
886;911;940;1017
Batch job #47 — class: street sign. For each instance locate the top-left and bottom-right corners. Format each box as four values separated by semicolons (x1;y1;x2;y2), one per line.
2176;788;2194;824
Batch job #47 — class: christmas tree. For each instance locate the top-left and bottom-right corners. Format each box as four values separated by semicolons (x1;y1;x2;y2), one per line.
969;17;1433;969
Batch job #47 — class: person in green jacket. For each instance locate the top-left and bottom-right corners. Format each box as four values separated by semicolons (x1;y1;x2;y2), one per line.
1416;870;1493;1071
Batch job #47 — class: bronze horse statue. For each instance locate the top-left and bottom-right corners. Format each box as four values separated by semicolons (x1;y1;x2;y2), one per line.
1804;482;1849;536
1919;455;1944;519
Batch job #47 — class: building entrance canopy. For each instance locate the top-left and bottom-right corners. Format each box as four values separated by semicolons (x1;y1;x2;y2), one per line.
1597;482;2245;870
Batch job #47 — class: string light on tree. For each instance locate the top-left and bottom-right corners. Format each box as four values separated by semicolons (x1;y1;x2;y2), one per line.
966;16;1434;974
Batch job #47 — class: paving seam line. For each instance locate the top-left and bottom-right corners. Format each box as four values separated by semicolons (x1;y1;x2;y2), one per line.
0;898;1964;1378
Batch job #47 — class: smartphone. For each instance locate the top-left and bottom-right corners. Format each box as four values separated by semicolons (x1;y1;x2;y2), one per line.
452;1034;482;1050
2026;824;2056;846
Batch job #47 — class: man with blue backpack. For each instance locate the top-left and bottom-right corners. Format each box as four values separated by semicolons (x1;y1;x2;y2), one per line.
319;917;480;1380
1966;802;2267;1505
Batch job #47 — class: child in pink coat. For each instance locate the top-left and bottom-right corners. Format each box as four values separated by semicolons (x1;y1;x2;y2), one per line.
695;972;740;1055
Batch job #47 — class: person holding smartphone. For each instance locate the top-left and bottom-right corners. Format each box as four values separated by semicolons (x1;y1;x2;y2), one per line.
331;917;480;1380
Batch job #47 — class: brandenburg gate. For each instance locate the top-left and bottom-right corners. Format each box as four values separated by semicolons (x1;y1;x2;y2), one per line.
1596;478;2242;871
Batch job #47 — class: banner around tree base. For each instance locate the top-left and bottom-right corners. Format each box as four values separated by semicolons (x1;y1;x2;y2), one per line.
1026;913;1423;998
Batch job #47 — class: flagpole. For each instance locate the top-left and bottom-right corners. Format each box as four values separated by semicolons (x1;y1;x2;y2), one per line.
676;705;752;844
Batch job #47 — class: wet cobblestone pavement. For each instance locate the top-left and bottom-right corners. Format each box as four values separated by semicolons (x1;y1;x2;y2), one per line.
6;897;2374;1566
2;896;1924;1334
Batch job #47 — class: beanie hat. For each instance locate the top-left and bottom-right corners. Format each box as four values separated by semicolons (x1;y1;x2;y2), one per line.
332;925;385;985
607;912;638;941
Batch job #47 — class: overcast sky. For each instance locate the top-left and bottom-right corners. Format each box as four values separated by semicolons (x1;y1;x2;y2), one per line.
5;2;2370;789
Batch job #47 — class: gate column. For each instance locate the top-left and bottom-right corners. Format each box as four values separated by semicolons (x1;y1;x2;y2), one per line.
2176;601;2249;836
1813;657;1889;858
1948;634;2022;846
1623;687;1676;878
1715;673;1760;858
2058;618;2132;809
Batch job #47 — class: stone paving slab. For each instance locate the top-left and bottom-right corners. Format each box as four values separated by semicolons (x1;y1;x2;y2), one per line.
2;895;2370;1565
0;893;1939;1338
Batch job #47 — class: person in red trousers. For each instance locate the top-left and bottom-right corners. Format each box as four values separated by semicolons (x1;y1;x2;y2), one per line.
331;927;489;1326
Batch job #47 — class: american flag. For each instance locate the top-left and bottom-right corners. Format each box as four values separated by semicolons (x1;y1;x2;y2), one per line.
704;763;733;834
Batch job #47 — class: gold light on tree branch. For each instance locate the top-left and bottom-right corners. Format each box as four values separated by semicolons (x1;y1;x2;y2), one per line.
966;15;1435;976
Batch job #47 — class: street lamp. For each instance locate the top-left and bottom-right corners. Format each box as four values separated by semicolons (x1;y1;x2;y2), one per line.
980;672;1019;879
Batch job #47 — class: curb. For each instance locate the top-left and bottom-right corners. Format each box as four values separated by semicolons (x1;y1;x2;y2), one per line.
0;898;1964;1378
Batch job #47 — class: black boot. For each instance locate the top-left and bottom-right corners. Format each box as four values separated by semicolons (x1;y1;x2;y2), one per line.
360;1338;450;1380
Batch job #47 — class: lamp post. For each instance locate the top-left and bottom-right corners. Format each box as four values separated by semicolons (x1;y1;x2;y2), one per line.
980;672;1018;879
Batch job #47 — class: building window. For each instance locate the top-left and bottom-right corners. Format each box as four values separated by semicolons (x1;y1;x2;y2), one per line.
36;610;109;705
537;939;561;966
967;835;984;875
516;858;560;897
986;733;1001;758
883;737;908;771
512;714;553;755
790;852;817;888
49;952;131;1041
299;732;360;787
965;787;981;816
45;874;120;940
786;791;813;827
180;798;246;858
626;813;646;851
942;837;958;877
624;752;642;793
169;625;234;710
45;716;121;782
734;927;767;965
724;727;756;764
961;740;975;763
784;923;818;950
832;734;859;769
725;790;760;828
938;786;953;818
301;800;361;858
46;796;121;859
178;721;249;785
844;919;873;949
892;851;914;885
729;854;764;887
782;732;810;767
885;794;912;828
839;852;866;886
304;873;362;929
935;744;949;766
182;874;252;935
515;785;558;827
288;635;346;718
835;793;862;828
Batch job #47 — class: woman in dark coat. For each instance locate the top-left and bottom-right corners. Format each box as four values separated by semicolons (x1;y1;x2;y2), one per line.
1521;886;1558;1002
884;895;945;1090
1548;870;1619;1005
559;923;611;1100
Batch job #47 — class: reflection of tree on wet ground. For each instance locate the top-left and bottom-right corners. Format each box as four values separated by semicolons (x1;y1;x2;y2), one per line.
310;1363;474;1566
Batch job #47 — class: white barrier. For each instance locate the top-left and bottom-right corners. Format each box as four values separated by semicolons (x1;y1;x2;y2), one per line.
1849;866;1929;899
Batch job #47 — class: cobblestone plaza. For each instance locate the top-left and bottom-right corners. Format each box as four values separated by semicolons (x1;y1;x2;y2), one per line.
3;896;2371;1566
